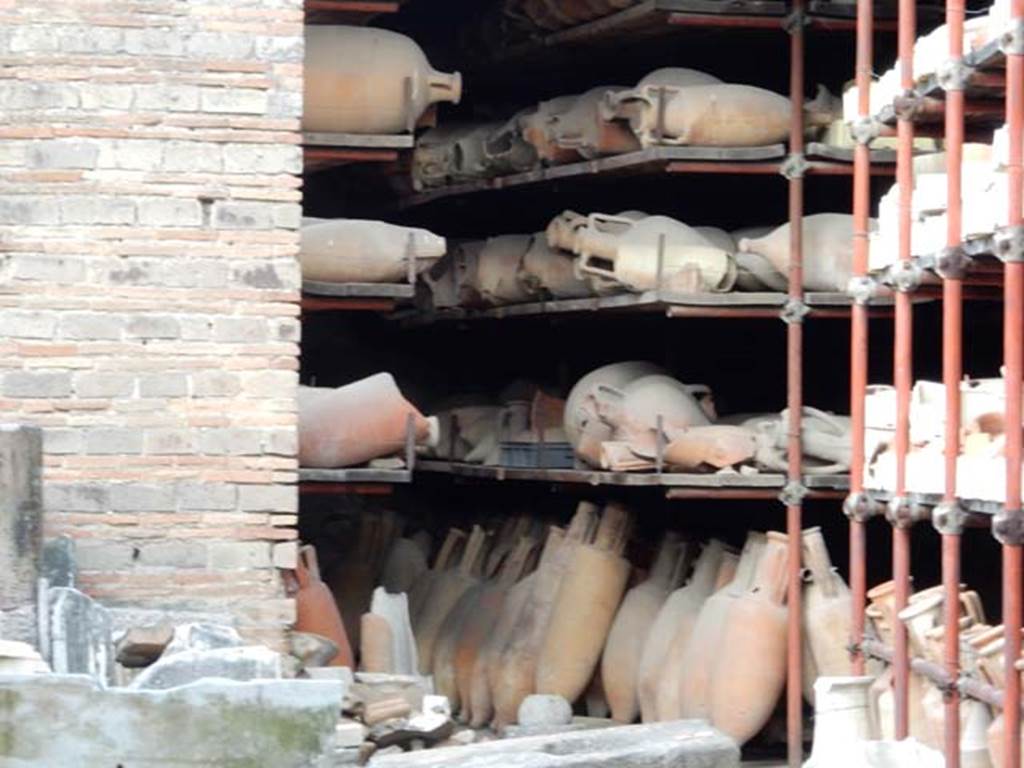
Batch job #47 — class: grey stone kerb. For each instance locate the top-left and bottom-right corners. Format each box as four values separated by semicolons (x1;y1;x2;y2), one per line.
0;424;43;645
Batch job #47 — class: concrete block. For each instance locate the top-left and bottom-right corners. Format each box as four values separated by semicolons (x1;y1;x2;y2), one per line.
335;719;368;749
73;373;135;398
59;312;124;340
0;425;42;643
518;695;573;728
28;140;98;169
137;198;202;228
178;482;237;511
2;371;72;398
135;84;199;112
199;427;263;456
0;675;343;767
160;141;222;173
130;645;282;690
212;316;267;343
3;310;57;339
238;483;297;513
42;428;83;455
48;587;114;683
84;428;143;456
45;483;109;513
109;483;175;512
124;28;184;56
60;196;135;225
200;87;269;115
11;254;86;283
207;541;272;570
0;196;61;225
222;143;302;174
139;373;188;398
125;314;181;339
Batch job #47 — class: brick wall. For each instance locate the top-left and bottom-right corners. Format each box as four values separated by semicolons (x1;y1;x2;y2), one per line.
0;0;303;648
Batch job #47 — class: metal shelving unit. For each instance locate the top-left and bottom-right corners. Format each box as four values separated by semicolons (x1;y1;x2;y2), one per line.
846;1;1024;766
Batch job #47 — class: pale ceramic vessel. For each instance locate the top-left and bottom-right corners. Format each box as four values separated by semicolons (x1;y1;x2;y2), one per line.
563;361;664;450
304;26;461;133
300;219;445;284
802;528;854;683
549;86;640;160
804;676;879;767
521;95;581;165
411;124;476;190
520;233;593;299
369;587;418;676
460;234;536;306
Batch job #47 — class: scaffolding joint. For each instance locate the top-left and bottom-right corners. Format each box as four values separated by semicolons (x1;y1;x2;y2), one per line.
843;491;881;522
849;116;881;146
780;297;810;324
782;8;809;34
932;500;968;536
780;152;808;180
893;94;924;123
891;259;924;292
993;507;1024;545
993;225;1024;263
886;494;928;529
779;481;808;507
999;19;1024;56
935;245;971;279
846;275;878;305
937;58;973;92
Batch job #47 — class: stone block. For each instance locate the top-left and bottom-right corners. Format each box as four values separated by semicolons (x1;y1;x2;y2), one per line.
98;139;164;171
59;312;124;340
212;201;276;230
124;28;184;56
57;26;124;54
200;87;269;115
109;483;175;512
42;428;83;455
254;35;304;63
12;254;86;283
0;196;60;225
0;426;42;642
139;374;188;398
73;372;135;398
186;32;253;59
371;721;741;768
73;541;134;571
135;84;199;112
2;371;72;398
136;540;206;568
46;483;108;513
200;427;263;456
222;143;302;174
272;541;298;569
518;695;572;728
4;310;57;339
84;428;143;456
28;140;98;169
207;541;272;570
48;587;114;683
238;483;296;513
137;198;202;228
0;675;343;766
163;623;244;656
131;645;281;690
144;429;198;455
41;537;76;589
60;196;135;225
160;141;222;173
178;482;237;511
192;371;241;397
0;81;78;110
212;316;267;343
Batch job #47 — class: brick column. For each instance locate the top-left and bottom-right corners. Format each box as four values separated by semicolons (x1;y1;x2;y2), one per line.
0;0;303;649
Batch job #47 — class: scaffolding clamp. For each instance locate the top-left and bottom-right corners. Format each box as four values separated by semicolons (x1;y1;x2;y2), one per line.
890;259;924;292
932;500;969;536
844;491;881;522
993;225;1024;263
886;494;928;529
779;481;807;506
846;275;878;305
781;152;808;180
1000;19;1024;56
937;58;973;92
934;245;971;279
782;8;809;34
849;116;881;146
893;94;924;123
993;508;1024;546
781;297;810;324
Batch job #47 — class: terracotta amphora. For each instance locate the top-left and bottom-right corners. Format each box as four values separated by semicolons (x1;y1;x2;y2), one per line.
708;531;790;744
535;503;633;705
549;86;640;160
483;112;539;176
732;225;789;292
866;579;904;646
609;83;792;148
602;68;722;123
738;213;865;292
871;664;932;743
492;506;598;726
573;213;736;293
286;545;354;668
564;361;664;452
802;527;853;684
922;686;993;766
520;233;593;299
411;124;476;190
300;218;445;284
661;425;758;471
637;539;726;722
804;676;878;767
546;210;590;252
674;531;766;721
453;536;535;723
415;525;489;675
601;534;690;723
379;537;428;595
520;95;582;165
591;374;712;443
408;528;466;630
461;234;536;307
298;374;439;469
369;587;418;675
472;544;544;727
303;26;461;133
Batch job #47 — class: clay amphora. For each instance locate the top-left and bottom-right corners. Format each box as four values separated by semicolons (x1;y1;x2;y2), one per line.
802;528;853;682
379;537;428;594
637;539;725;722
922;687;993;766
415;526;488;675
448;122;505;182
550;86;640;160
460;234;536;307
453;536;535;723
287;545;354;668
564;361;664;450
300;219;445;284
602;68;722;122
988;707;1023;768
662;425;758;471
738;213;861;292
612;83;792;148
731;225;788;291
866;579;903;646
411;124;476;190
298;374;439;469
601;533;689;723
693;226;736;253
304;26;461;133
535;503;633;705
492;506;598;726
573;213;736;293
592;374;712;438
483;112;539;176
546;210;590;252
360;613;394;673
368;587;418;675
871;664;932;743
804;676;878;767
708;531;790;744
675;531;766;721
521;95;582;165
520;233;592;299
408;528;466;629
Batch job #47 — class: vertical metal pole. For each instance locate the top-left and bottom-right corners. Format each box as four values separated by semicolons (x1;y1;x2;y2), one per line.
884;0;917;743
999;4;1024;764
845;0;874;679
785;3;806;765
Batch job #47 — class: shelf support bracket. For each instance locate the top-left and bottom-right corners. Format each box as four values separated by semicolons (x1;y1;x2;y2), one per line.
993;508;1024;546
847;275;878;305
782;8;809;34
886;494;929;529
890;258;924;292
780;297;810;324
844;491;881;522
780;152;808;180
779;481;807;507
934;245;971;279
993;225;1024;263
849;116;881;147
932;500;968;536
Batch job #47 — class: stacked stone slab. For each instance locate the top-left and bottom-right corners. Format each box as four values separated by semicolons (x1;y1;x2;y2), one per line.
0;1;303;649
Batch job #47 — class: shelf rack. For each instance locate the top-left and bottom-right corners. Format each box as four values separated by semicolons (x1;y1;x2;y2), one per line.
304;0;400;25
302;280;416;313
847;0;1024;765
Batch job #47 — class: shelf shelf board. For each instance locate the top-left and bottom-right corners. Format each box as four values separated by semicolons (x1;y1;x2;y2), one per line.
299;466;411;494
866;487;1007;518
303;133;412;172
304;0;400;25
873;235;1008;299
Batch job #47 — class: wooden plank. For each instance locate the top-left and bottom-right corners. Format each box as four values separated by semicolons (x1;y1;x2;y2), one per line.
303;132;414;149
303;281;414;299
